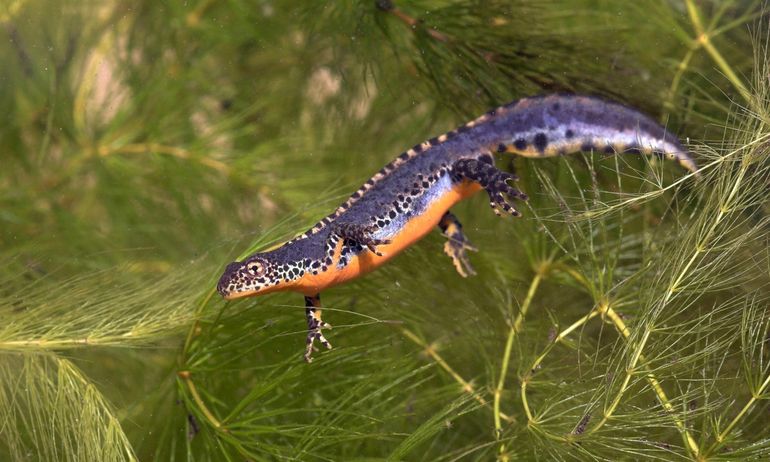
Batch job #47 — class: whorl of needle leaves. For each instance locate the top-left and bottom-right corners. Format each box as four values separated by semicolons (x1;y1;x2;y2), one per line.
0;1;767;461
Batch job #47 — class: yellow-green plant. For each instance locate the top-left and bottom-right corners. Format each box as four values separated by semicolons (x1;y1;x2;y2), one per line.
1;1;767;460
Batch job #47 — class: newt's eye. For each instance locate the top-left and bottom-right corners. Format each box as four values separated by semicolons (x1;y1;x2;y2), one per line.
246;261;265;277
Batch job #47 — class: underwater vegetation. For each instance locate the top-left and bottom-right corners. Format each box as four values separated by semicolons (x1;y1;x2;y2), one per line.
0;1;768;460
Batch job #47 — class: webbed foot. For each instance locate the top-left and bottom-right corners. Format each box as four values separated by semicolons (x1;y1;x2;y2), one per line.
438;211;477;277
304;295;333;363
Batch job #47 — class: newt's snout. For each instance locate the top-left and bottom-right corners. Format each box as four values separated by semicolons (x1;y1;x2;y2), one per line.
217;261;243;298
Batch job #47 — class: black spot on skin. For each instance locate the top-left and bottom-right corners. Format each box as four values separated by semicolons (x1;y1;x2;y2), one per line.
580;142;594;152
652;149;665;159
533;133;548;153
457;124;471;133
389;210;396;219
497;143;507;153
351;191;361;199
446;130;457;139
552;102;560;111
399;151;410;160
422;181;430;188
625;144;642;155
565;129;575;139
413;144;423;153
428;136;440;145
603;145;616;154
513;138;528;150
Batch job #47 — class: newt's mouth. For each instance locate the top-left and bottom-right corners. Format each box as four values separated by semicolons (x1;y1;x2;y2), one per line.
216;261;245;299
217;263;271;300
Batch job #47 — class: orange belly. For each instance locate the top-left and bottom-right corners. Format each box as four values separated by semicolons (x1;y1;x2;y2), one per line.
290;181;482;295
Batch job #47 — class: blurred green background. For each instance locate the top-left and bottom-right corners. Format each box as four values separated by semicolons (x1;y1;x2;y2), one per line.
1;0;768;460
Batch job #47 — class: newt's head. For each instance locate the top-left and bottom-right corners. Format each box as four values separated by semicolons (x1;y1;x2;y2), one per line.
217;253;283;300
217;246;318;299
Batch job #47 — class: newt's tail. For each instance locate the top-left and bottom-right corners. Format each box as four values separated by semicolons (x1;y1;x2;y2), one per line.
477;94;697;173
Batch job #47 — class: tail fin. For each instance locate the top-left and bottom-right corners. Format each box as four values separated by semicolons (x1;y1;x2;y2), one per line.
480;94;697;173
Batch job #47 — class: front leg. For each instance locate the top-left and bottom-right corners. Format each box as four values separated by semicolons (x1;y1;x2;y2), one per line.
328;222;391;258
304;294;332;363
438;211;477;277
452;155;528;216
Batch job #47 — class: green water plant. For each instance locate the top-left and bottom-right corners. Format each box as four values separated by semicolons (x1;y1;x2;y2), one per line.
0;1;767;460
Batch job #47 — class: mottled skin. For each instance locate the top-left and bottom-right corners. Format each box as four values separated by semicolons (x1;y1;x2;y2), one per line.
217;94;697;362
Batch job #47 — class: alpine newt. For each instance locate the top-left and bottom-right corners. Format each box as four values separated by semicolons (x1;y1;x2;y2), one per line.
217;94;697;362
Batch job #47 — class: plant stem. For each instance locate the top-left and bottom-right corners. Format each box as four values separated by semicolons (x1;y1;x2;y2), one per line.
520;308;600;430
584;307;651;435
591;133;747;458
580;177;737;452
663;48;696;118
381;3;450;42
495;263;547;461
518;268;699;456
665;1;758;119
705;371;770;457
182;289;217;353
399;327;513;423
176;289;226;435
594;303;700;458
0;336;127;348
178;370;224;431
699;162;765;458
684;0;752;105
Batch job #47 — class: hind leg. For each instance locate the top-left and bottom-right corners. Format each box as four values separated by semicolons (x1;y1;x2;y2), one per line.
438;211;477;277
451;155;528;217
